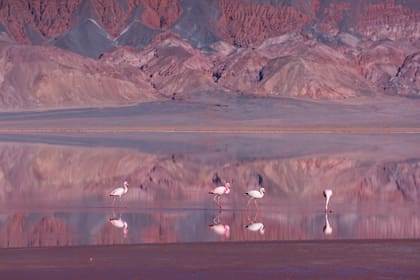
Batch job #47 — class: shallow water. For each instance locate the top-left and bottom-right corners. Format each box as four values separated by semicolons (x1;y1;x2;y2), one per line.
0;131;419;248
1;201;420;248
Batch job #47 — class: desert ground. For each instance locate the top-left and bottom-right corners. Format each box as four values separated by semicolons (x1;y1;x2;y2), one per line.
2;240;420;279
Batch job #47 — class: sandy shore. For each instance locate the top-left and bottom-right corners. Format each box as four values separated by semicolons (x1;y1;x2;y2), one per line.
1;125;420;133
1;240;420;279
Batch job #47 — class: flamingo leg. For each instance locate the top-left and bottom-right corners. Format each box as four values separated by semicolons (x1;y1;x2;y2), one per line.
112;197;116;207
217;196;221;209
247;197;253;207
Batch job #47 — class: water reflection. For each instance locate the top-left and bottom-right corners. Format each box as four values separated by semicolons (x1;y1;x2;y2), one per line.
323;213;332;235
245;222;265;235
0;204;419;248
244;209;265;235
108;214;128;238
0;134;419;248
208;210;230;239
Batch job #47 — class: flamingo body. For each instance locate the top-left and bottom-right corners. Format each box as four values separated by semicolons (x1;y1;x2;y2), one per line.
209;183;231;195
109;181;129;206
209;183;231;209
245;188;265;199
109;181;129;197
245;187;265;208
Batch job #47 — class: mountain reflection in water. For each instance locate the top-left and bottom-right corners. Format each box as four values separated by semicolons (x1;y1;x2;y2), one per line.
0;133;419;248
1;204;420;248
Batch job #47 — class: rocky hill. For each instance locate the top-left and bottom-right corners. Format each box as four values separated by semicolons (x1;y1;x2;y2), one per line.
0;0;419;109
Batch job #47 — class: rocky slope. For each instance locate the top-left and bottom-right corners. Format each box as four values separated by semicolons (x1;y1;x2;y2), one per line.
0;35;157;110
0;0;418;109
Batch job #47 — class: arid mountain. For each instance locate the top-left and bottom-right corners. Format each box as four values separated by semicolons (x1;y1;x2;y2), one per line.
0;0;419;109
0;34;157;110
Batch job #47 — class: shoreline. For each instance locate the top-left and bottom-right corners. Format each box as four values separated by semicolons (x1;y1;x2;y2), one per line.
2;239;420;279
1;126;420;134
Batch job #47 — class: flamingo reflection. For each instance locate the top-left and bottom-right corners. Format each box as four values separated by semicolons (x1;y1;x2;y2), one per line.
108;215;128;238
323;213;332;235
208;212;230;238
245;210;265;235
245;222;265;235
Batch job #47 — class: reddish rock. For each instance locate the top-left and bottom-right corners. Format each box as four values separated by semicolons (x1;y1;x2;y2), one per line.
217;0;311;47
141;0;182;30
104;32;214;97
356;3;420;41
215;35;375;99
386;52;420;96
0;0;82;43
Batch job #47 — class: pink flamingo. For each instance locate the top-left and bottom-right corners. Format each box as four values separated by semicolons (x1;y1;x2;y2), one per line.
109;181;129;206
208;182;231;209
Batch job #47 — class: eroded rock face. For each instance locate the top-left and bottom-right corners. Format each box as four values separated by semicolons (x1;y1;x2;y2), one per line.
0;0;418;107
103;33;215;97
386;52;420;96
217;0;312;47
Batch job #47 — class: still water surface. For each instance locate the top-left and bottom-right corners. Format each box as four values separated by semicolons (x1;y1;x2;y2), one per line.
0;132;419;248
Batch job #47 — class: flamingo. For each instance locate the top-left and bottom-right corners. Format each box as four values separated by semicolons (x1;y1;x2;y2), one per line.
245;187;265;208
109;216;128;237
323;189;333;212
109;181;129;206
323;213;332;235
245;222;265;235
208;182;231;209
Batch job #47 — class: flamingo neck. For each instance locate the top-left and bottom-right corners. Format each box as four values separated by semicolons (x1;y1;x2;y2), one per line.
325;196;330;210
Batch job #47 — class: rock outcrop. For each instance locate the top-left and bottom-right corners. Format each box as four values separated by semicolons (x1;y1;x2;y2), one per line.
0;0;418;108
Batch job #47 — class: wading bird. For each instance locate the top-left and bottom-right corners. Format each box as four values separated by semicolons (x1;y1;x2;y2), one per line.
323;189;333;212
208;182;231;210
245;187;265;208
109;181;129;206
